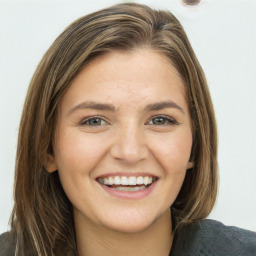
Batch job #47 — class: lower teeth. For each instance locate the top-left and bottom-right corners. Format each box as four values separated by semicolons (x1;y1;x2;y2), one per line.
113;186;148;191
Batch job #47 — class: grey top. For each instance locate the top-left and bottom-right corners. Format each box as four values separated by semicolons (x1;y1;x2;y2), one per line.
1;219;256;255
170;219;256;256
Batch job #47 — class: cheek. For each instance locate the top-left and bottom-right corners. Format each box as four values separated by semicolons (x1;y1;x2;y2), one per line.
53;130;110;210
54;129;109;175
149;129;193;172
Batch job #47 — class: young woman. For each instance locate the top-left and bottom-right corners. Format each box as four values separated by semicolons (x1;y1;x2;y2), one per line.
0;2;255;256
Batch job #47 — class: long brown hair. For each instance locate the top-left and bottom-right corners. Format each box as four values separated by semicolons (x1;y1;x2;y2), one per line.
11;3;218;255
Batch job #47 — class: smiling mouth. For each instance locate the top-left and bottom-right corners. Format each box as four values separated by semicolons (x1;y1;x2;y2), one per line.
97;176;158;192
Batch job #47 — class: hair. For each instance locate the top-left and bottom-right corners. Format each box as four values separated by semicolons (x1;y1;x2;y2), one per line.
10;2;218;255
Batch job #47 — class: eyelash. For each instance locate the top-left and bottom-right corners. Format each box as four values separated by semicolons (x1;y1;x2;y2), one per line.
80;116;109;126
146;115;178;126
80;115;178;127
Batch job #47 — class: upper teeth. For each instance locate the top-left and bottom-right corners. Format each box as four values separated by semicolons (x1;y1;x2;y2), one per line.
98;176;155;186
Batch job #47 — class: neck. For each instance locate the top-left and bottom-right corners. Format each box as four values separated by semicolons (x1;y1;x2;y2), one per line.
75;209;173;256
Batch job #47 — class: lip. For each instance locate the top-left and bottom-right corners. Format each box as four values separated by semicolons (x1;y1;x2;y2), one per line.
97;178;158;200
96;172;158;179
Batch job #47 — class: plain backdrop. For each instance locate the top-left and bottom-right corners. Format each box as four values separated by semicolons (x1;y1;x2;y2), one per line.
0;0;255;234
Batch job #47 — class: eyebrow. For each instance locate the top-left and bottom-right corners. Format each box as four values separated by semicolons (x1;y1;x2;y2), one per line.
67;100;184;116
67;101;116;116
144;101;184;113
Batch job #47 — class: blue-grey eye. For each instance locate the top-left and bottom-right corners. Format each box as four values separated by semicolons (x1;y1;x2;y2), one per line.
82;117;107;126
149;116;177;125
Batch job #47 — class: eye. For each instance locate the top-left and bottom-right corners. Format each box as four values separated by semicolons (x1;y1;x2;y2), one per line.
147;116;178;126
80;117;108;126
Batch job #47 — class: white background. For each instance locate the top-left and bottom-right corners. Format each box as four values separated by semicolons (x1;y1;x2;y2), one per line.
0;0;255;233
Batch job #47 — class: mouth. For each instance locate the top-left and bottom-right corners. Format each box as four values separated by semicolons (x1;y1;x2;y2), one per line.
97;175;158;192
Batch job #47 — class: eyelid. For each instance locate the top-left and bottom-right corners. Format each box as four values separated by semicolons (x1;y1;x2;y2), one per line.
146;115;178;125
79;116;110;126
78;115;178;127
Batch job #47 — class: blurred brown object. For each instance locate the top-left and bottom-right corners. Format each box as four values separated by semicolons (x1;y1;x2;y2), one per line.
182;0;201;5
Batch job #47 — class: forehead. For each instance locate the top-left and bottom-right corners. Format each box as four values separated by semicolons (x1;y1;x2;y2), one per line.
60;49;188;111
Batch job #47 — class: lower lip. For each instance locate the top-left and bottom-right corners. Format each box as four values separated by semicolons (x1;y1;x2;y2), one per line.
98;180;158;199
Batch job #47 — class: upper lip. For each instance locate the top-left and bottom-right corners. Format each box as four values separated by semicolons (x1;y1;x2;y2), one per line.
96;172;158;179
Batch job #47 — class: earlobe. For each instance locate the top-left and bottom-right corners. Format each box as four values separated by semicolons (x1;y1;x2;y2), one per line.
44;154;58;173
187;161;194;170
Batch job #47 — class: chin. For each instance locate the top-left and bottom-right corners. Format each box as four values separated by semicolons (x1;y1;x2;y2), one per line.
104;219;155;234
99;209;165;234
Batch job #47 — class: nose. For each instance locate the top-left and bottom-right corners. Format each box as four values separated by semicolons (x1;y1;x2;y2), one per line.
110;124;148;164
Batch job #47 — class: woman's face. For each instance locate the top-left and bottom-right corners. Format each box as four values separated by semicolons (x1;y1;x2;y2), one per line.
48;49;193;233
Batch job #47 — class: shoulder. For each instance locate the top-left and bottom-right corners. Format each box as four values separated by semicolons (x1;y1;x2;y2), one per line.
194;219;256;255
0;232;76;256
0;232;16;256
171;219;256;256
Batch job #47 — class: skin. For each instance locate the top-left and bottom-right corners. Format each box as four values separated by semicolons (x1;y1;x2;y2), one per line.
46;49;193;256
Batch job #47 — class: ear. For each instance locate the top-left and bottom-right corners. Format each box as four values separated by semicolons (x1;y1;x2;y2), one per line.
44;154;58;173
187;161;194;170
